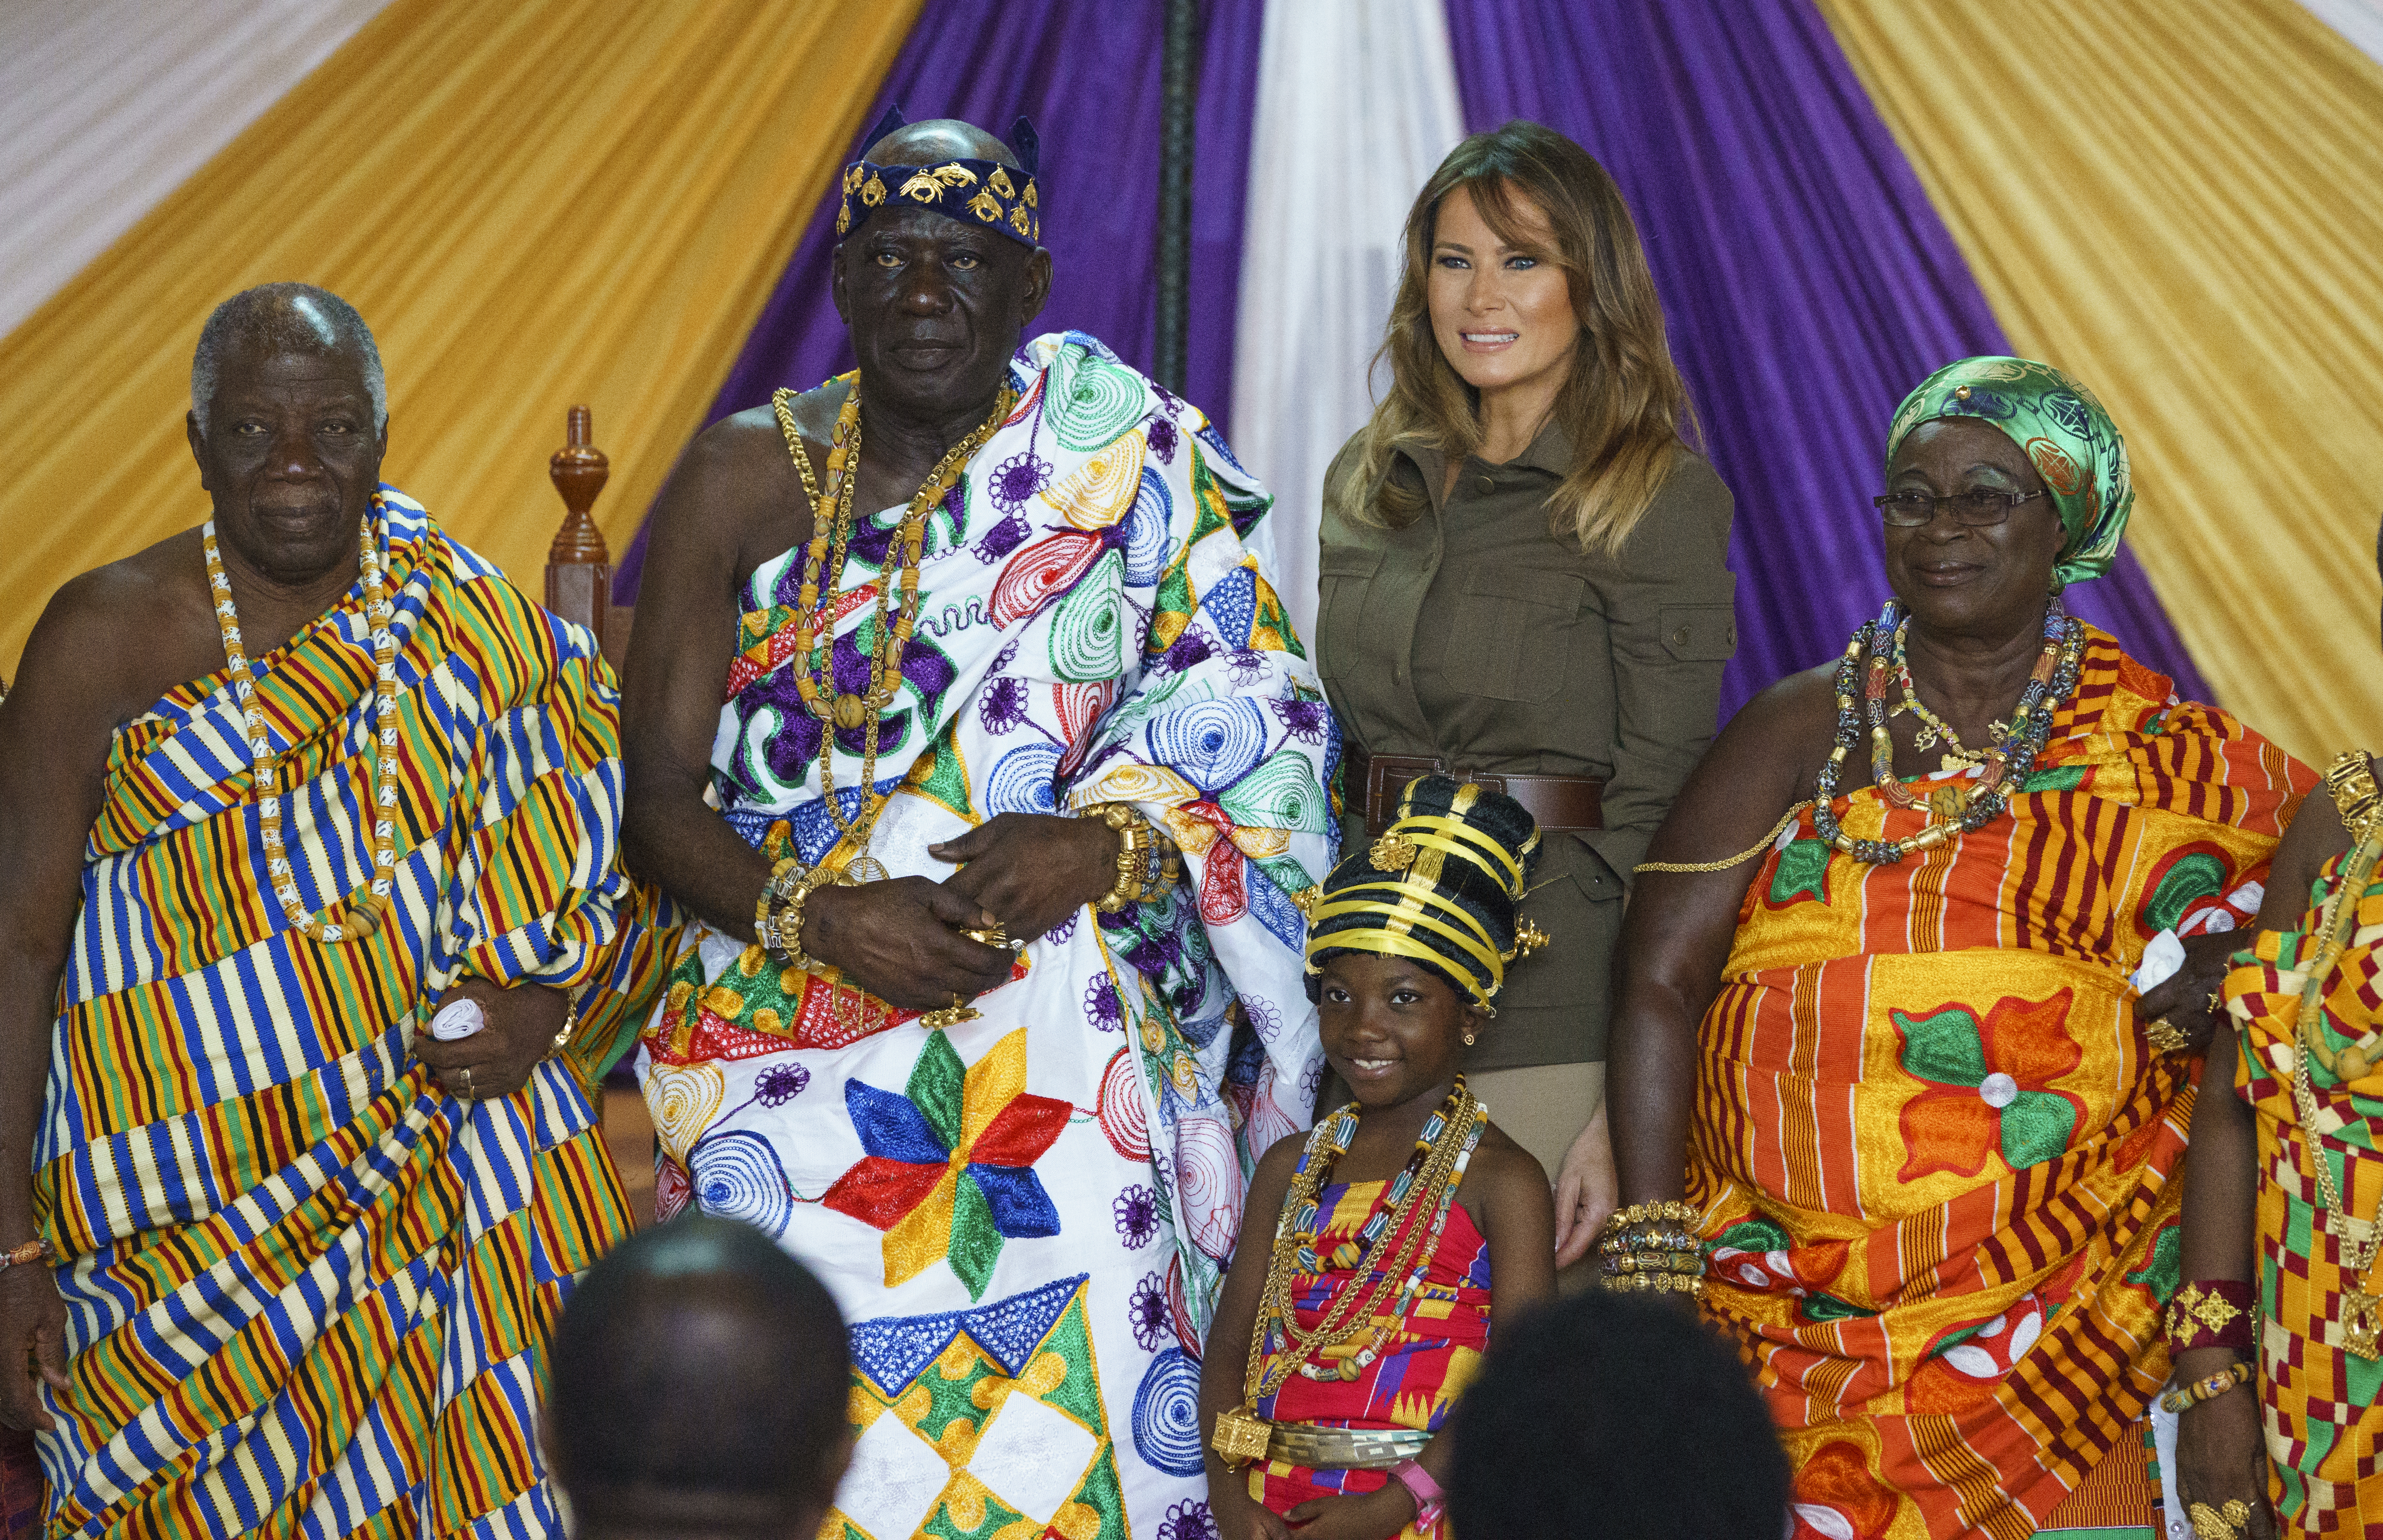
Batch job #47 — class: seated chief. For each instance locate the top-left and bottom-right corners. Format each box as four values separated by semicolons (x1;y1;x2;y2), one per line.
0;283;641;1536
619;113;1333;1538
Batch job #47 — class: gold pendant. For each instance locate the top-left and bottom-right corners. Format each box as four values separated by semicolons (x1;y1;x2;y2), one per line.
2345;1289;2381;1360
844;854;890;885
1914;724;1939;751
831;692;871;731
1211;1406;1273;1466
920;999;980;1031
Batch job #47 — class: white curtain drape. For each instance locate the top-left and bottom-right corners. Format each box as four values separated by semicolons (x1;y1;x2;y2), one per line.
2299;0;2383;65
1229;0;1467;644
0;0;391;340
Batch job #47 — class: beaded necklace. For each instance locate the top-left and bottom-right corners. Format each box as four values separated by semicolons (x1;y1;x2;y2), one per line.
1811;598;2082;866
1250;1079;1484;1393
202;491;400;943
771;380;1015;871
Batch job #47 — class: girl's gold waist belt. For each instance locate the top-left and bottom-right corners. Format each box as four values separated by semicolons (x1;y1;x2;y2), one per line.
1264;1422;1430;1470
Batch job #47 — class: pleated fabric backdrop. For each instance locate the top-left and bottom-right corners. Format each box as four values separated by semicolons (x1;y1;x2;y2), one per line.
0;0;921;671
3;0;2379;763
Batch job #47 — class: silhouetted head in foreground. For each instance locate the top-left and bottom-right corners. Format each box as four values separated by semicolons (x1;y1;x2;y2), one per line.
1450;1290;1789;1539
545;1215;851;1540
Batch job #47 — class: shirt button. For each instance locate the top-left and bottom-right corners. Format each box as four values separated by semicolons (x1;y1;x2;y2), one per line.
1672;627;1691;647
1476;476;1495;493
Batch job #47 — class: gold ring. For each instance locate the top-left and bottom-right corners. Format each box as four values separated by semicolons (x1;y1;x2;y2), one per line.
457;1065;476;1100
961;923;1011;949
2145;1016;2191;1055
2187;1498;2250;1540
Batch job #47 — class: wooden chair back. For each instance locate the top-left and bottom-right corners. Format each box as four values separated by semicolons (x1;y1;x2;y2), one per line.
543;406;633;671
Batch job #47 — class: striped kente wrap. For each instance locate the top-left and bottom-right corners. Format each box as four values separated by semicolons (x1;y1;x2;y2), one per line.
1691;629;2311;1540
35;488;650;1538
2224;771;2383;1528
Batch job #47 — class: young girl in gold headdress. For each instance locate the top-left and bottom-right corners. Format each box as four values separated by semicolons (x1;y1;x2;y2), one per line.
1199;776;1558;1540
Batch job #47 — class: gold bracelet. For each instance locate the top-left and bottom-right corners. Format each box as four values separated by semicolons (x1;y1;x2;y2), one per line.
1082;803;1176;913
757;857;800;953
1604;1200;1700;1234
757;860;825;969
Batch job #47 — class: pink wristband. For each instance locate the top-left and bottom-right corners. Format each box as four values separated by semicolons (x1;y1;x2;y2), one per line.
1389;1459;1445;1531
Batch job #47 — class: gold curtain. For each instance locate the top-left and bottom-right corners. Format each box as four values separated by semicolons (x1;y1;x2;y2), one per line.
0;0;924;674
1818;0;2383;764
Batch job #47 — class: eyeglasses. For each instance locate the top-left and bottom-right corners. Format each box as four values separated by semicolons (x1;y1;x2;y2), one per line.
1871;489;2047;528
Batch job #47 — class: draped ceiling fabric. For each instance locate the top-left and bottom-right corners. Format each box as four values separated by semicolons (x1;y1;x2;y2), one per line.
1229;0;1469;643
0;0;923;677
1443;0;2208;716
1821;0;2383;764
0;0;391;340
613;0;1269;602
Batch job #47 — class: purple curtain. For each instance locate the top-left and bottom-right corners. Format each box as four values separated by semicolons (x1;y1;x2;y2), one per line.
1444;0;2208;712
616;0;1264;601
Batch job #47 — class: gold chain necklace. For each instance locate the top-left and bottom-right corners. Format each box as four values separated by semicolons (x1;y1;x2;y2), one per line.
771;381;1013;875
1888;618;2006;770
202;493;399;944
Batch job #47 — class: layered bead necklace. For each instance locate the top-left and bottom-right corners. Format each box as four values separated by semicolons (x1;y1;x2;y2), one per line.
1811;597;2083;866
202;490;400;943
1256;1079;1484;1387
772;380;1014;875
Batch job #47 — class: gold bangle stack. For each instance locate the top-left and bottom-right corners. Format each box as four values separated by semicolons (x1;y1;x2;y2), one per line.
1598;1200;1706;1297
756;857;828;969
1082;802;1179;913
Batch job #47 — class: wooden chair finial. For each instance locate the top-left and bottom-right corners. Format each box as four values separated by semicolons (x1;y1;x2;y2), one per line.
545;405;613;646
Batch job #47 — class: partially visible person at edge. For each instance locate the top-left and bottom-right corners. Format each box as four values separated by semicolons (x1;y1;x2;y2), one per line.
1201;776;1557;1540
2172;517;2383;1539
1448;1290;1790;1538
1603;356;2314;1538
1315;120;1735;1265
0;283;647;1536
545;1214;852;1540
619;111;1330;1538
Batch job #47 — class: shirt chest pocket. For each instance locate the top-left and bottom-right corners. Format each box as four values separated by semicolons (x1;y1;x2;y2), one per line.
1316;546;1385;687
1454;566;1585;703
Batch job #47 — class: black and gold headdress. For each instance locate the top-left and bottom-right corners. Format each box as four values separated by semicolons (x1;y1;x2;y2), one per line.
1298;776;1548;1011
836;105;1042;247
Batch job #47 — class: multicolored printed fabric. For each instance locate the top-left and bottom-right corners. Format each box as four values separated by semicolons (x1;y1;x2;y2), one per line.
36;489;647;1538
1692;629;2311;1540
1246;1179;1489;1537
637;331;1332;1539
2224;775;2383;1529
1885;357;2133;590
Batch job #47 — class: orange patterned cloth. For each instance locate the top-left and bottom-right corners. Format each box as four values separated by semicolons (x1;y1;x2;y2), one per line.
1691;630;2311;1540
2224;775;2383;1531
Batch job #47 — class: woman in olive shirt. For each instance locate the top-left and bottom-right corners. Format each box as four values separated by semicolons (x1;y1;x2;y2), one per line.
1317;120;1736;1270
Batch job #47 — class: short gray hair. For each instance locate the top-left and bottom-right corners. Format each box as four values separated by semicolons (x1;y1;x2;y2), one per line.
190;283;387;434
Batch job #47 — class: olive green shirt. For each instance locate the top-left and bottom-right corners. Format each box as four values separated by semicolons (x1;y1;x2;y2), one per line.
1316;424;1738;1070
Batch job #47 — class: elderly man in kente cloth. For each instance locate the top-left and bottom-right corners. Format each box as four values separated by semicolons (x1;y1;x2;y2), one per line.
0;283;645;1536
623;112;1331;1537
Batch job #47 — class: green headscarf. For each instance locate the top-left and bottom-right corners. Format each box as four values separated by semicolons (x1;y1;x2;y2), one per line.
1885;356;2133;590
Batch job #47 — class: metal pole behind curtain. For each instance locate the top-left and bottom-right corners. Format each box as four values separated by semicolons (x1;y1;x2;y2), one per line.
1154;0;1198;393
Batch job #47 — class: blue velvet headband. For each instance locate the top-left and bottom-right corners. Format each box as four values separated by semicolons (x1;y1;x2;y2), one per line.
836;106;1042;247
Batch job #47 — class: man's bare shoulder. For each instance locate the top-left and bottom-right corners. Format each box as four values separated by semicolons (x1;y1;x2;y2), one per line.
15;528;217;731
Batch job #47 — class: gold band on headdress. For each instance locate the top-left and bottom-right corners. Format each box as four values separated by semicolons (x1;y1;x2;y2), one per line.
1393;814;1526;896
1312;884;1506;985
1309;929;1500;1009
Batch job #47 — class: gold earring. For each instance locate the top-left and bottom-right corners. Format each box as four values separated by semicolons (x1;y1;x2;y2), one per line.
1462;1029;1476;1047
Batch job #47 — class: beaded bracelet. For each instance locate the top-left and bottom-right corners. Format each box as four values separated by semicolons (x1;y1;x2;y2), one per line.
0;1238;54;1273
2167;1280;2256;1353
1604;1269;1705;1298
756;860;827;969
1605;1200;1700;1233
2158;1359;2252;1414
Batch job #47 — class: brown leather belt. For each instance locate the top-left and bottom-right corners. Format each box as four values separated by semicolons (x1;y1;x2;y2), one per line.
1345;749;1604;839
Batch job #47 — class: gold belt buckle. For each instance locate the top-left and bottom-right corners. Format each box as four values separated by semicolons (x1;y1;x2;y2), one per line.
1211;1406;1272;1466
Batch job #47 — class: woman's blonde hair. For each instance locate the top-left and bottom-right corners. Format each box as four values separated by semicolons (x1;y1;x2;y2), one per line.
1353;121;1698;558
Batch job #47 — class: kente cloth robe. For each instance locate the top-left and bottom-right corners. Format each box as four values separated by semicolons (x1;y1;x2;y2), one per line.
639;331;1333;1540
37;490;645;1539
1691;632;2312;1540
2224;774;2383;1531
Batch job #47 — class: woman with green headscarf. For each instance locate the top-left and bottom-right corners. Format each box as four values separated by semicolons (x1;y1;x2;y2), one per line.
1593;358;2314;1539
